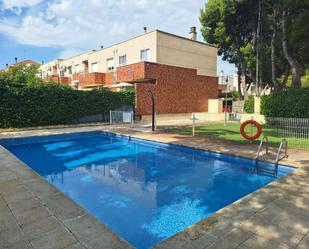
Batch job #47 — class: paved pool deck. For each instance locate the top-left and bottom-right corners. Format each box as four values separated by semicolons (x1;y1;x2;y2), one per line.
0;125;308;249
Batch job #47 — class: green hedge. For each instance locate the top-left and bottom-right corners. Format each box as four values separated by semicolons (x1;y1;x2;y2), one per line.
261;88;309;118
0;85;135;128
244;96;254;114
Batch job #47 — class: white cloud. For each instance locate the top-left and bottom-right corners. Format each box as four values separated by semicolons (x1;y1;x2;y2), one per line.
0;0;237;73
57;48;84;59
1;0;42;12
0;0;205;49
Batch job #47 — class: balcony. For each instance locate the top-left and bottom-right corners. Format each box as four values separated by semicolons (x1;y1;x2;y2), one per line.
72;72;105;88
44;75;71;85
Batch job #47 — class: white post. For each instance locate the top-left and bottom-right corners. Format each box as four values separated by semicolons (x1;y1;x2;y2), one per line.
109;110;112;125
254;96;261;114
192;113;196;137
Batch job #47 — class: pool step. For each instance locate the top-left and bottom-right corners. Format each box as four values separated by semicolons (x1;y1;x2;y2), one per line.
255;160;278;177
255;150;280;177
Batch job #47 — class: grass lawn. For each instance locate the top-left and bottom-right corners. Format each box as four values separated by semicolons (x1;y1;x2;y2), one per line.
164;122;309;150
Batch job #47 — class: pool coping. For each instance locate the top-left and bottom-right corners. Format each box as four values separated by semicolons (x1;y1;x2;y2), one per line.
0;126;308;249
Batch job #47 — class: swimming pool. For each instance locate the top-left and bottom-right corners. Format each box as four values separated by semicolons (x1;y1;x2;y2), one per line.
1;132;293;249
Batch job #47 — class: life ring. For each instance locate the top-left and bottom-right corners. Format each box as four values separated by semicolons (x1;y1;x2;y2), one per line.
240;120;262;140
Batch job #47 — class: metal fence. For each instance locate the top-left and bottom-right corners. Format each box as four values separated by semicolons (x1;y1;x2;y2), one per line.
157;113;309;151
262;117;309;150
110;111;134;127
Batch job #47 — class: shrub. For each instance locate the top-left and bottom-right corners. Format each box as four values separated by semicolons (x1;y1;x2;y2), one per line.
0;84;135;128
230;90;240;100
244;96;254;114
261;88;309;118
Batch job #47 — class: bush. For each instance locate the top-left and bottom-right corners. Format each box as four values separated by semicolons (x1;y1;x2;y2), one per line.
230;90;240;100
261;88;309;118
244;96;254;114
0;84;135;128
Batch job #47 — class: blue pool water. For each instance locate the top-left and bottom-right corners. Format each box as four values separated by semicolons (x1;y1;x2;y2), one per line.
2;132;293;249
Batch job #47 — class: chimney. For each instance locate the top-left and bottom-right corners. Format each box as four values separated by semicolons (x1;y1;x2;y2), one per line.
189;26;197;41
14;57;18;64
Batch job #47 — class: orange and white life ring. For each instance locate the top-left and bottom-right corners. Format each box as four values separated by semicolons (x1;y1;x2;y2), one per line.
240;120;262;140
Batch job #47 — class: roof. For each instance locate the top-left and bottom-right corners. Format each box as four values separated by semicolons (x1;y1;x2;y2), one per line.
156;30;218;48
14;60;40;66
0;59;40;71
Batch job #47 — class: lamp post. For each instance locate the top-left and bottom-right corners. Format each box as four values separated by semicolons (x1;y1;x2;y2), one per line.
147;91;155;131
224;82;231;126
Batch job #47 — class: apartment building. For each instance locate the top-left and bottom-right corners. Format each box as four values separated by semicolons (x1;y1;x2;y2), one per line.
40;28;218;115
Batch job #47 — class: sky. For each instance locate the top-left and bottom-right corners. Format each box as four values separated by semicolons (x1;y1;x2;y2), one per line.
0;0;236;75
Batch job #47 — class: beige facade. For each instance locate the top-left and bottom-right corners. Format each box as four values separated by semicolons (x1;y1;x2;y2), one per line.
208;98;224;114
40;30;217;79
156;31;217;76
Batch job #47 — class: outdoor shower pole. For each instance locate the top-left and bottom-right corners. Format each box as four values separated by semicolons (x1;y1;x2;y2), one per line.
148;91;155;131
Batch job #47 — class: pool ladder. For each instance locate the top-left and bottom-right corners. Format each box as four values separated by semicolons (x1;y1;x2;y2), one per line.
255;136;288;176
275;138;288;163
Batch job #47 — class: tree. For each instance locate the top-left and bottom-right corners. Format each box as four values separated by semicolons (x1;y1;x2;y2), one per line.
0;65;46;88
200;0;309;93
264;0;309;89
278;0;309;88
200;0;259;99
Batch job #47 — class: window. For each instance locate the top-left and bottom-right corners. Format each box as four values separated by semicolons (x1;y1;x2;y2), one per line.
107;58;114;72
140;48;151;61
60;67;65;77
75;64;80;73
91;62;98;72
67;66;72;75
119;55;127;67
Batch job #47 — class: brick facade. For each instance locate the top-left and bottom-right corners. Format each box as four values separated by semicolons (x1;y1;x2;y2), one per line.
117;62;218;115
46;62;218;114
104;72;115;85
72;72;105;88
45;76;71;85
116;63;146;82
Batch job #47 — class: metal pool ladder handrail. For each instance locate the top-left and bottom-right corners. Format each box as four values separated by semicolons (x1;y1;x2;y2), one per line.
256;135;269;160
275;138;288;163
